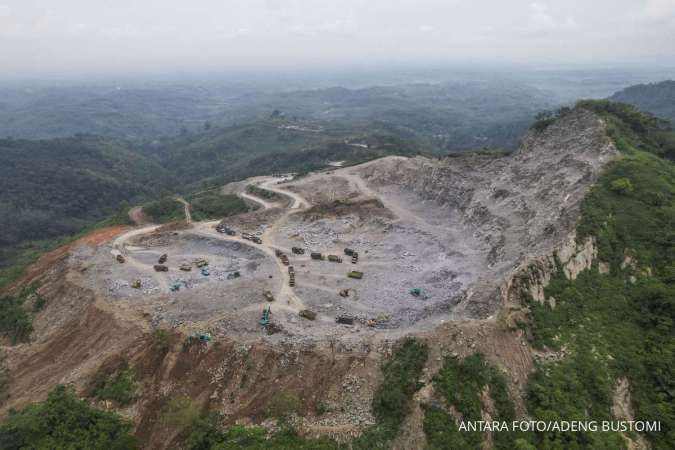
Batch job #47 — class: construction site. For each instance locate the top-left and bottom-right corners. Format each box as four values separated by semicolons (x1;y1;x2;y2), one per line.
71;110;616;346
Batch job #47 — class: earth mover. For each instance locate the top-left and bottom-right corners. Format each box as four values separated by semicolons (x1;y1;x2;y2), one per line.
158;254;168;264
263;290;275;302
344;248;355;256
292;247;305;255
154;264;168;272
311;252;324;261
348;271;363;279
259;306;271;326
116;254;125;263
299;309;316;320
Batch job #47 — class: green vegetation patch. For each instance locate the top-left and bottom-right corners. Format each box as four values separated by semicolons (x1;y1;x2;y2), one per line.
0;282;43;344
142;197;185;223
246;184;282;201
188;192;249;221
523;101;675;449
94;366;138;406
0;384;136;449
423;353;524;449
352;337;429;449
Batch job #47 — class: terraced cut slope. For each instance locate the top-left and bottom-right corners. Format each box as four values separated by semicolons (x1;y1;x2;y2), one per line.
63;109;618;343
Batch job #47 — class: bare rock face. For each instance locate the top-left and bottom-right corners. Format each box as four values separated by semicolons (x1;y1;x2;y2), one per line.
356;109;618;318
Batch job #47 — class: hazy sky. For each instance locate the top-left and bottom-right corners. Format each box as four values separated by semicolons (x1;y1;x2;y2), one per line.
1;0;674;77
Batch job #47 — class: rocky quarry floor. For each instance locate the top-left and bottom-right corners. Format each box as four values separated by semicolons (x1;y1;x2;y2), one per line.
64;109;616;344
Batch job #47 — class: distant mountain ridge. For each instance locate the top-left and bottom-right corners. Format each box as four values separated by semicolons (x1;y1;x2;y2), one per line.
611;80;675;123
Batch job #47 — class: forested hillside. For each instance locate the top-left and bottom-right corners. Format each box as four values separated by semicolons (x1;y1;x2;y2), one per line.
0;136;170;268
611;80;675;123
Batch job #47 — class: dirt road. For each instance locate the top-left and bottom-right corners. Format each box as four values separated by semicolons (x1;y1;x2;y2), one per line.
114;177;310;312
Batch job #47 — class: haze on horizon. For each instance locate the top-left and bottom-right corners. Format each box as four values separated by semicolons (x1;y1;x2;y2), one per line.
1;0;674;79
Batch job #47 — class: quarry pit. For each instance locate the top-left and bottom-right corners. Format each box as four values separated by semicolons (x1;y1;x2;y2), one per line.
71;109;617;344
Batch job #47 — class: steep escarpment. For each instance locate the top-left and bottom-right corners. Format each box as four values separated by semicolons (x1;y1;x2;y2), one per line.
356;109;618;318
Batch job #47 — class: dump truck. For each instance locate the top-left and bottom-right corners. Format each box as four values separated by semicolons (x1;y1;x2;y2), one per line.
410;288;429;299
352;252;359;264
158;254;168;264
216;225;236;236
344;248;355;256
154;264;168;272
288;266;295;275
280;255;290;266
263;290;275;302
348;271;363;279
336;315;355;325
289;274;295;287
311;252;324;260
179;263;192;271
299;309;316;320
328;255;342;263
116;254;125;263
292;247;305;255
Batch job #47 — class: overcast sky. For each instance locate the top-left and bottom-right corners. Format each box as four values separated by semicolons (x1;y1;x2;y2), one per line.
1;0;674;78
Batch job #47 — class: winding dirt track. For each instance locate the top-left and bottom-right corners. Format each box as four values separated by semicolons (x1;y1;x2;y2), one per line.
112;176;310;310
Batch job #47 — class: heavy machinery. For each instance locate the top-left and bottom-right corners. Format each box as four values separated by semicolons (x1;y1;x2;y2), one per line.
328;255;342;263
131;280;141;289
410;288;429;299
195;259;209;268
280;255;290;266
275;249;284;257
344;248;355;256
216;225;236;236
351;252;359;264
116;254;126;263
336;315;355;325
187;332;211;344
158;254;168;264
348;271;363;279
311;252;324;260
154;264;168;272
241;233;252;240
179;263;192;271
259;306;271;326
227;271;241;280
292;247;305;255
263;290;275;302
251;236;263;244
299;309;316;320
339;289;350;297
201;268;210;276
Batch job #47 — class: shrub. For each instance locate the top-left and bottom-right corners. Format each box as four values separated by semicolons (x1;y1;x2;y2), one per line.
95;367;138;406
0;295;32;343
609;177;634;194
0;385;136;449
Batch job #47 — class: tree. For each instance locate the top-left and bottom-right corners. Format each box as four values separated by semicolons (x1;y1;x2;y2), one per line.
0;385;136;449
